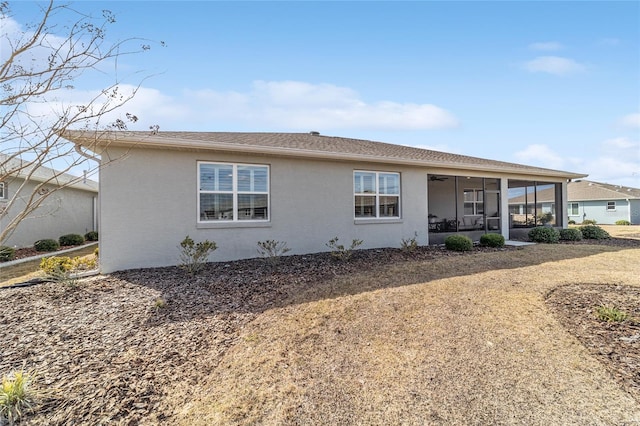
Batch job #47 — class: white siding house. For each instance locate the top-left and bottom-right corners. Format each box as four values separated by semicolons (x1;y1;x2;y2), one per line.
63;131;585;273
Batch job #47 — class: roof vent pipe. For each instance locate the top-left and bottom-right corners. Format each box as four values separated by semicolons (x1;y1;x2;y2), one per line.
309;131;320;136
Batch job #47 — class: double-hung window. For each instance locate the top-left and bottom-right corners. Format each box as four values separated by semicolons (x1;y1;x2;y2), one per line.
198;162;269;222
607;201;616;211
354;171;400;219
568;202;579;216
463;189;484;215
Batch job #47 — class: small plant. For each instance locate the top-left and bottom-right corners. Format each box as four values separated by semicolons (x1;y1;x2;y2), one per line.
94;247;99;258
257;240;291;266
33;239;59;252
0;367;37;424
178;236;217;275
559;228;583;241
479;233;505;248
581;219;597;225
579;225;610;240
444;235;473;252
40;256;75;275
596;305;628;322
400;232;419;254
0;246;16;262
84;231;99;241
153;297;167;310
59;233;85;246
326;237;363;261
615;220;631;226
568;219;576;225
528;226;560;243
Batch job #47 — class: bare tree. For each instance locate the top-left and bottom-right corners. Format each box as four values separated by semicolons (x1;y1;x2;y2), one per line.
0;1;161;246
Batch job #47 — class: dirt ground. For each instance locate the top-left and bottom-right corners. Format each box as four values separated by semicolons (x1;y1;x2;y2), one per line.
1;228;639;425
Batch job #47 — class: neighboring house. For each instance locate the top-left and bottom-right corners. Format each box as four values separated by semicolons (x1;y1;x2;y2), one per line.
566;180;640;225
63;131;585;273
0;153;99;248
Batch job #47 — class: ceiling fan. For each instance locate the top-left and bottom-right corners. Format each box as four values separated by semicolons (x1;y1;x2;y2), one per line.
429;175;449;181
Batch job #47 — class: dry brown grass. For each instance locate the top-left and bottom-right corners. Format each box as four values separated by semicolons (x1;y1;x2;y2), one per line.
179;244;640;425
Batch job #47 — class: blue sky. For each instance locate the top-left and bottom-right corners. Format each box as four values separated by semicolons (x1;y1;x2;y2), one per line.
6;1;640;187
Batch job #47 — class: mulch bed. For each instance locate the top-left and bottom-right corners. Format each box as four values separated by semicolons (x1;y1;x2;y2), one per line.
0;238;638;424
546;283;640;402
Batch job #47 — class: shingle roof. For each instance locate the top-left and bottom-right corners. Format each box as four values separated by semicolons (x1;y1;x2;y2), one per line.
568;180;640;201
0;153;98;193
63;130;586;179
508;179;640;204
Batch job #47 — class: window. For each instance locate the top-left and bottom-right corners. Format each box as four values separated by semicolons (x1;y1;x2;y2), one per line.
607;201;616;211
463;189;484;215
198;162;269;222
568;202;579;216
354;171;400;218
0;182;4;199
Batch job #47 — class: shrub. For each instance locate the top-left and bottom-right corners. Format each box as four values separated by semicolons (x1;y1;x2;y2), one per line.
33;239;59;252
326;237;363;261
596;305;628;322
59;233;84;246
94;247;99;258
400;232;419;254
178;236;217;275
615;220;631;226
568;219;576;225
479;233;505;248
559;228;583;241
84;231;99;241
581;219;597;225
40;256;75;275
579;225;610;240
0;246;16;262
528;226;560;243
0;368;37;424
257;240;291;266
444;235;473;252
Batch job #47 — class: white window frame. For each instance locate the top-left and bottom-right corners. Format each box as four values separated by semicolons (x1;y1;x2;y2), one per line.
606;201;616;211
198;161;270;223
568;202;579;216
463;188;484;216
354;171;401;219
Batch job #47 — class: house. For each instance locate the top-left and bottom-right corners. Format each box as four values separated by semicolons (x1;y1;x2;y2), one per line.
509;179;640;225
566;180;640;225
0;153;99;248
62;131;585;273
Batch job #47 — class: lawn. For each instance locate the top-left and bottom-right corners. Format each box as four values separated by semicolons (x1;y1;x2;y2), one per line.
0;229;639;425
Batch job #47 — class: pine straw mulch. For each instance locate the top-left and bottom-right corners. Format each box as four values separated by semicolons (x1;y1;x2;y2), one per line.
0;239;639;424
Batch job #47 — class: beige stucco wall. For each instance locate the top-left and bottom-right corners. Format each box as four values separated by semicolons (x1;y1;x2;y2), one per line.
0;177;97;248
98;146;570;273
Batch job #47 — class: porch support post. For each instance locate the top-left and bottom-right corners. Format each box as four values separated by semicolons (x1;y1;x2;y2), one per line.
500;178;509;240
561;181;569;228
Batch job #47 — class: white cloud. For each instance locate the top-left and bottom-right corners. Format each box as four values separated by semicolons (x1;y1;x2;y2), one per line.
597;38;620;47
619;113;640;129
514;144;566;170
125;80;459;131
528;41;563;51
522;56;586;76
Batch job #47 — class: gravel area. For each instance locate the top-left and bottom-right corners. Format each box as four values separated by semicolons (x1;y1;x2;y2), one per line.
1;239;639;424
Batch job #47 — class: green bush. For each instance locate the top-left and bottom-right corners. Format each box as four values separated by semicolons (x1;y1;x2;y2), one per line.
581;219;597;225
479;233;505;248
528;227;560;243
559;228;583;241
579;225;610;240
40;256;75;275
34;239;59;252
596;305;628;322
257;240;291;266
326;237;363;261
0;368;37;424
568;219;576;225
59;234;85;246
615;220;631;226
444;235;473;252
0;246;16;262
84;231;99;241
178;236;217;275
